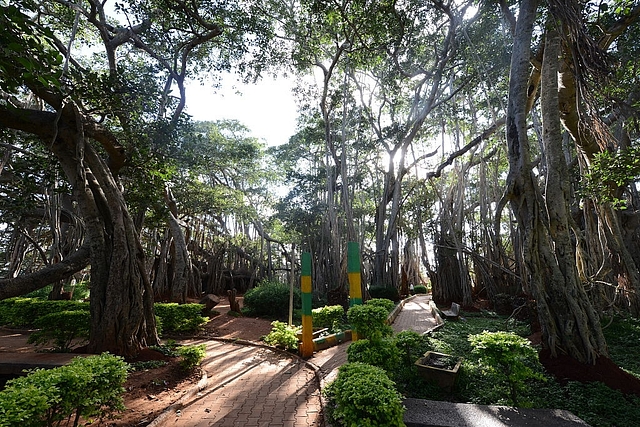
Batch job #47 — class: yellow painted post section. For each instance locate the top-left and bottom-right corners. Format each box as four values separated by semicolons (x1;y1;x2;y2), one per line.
347;242;363;341
300;257;314;358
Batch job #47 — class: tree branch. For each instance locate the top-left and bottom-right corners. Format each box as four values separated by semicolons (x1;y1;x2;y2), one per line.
0;243;90;300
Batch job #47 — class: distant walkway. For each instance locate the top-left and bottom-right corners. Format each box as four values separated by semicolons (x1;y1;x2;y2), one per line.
392;294;439;335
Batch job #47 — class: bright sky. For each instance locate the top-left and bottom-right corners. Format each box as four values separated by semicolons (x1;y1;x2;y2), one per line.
184;74;299;147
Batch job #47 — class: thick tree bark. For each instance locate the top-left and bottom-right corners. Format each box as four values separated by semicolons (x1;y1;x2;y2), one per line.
1;105;158;357
505;4;607;363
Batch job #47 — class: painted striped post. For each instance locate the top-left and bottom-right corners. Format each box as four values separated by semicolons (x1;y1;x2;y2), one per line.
347;242;363;341
300;252;314;358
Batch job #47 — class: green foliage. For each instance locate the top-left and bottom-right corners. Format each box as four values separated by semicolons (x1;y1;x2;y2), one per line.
560;381;640;427
582;147;640;209
28;310;90;352
347;304;392;341
175;344;207;371
468;331;544;406
413;285;428;294
394;330;432;365
346;338;400;375
366;298;396;313
129;360;168;371
263;321;300;351
242;280;301;318
153;303;208;334
323;362;405;427
0;298;90;327
312;305;345;332
368;286;400;302
602;315;640;374
0;353;127;427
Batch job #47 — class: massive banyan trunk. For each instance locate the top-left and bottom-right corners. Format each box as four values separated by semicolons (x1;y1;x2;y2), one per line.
552;0;640;316
505;6;607;363
50;106;158;357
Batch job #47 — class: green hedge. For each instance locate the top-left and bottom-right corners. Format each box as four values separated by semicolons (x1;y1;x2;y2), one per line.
0;298;89;327
0;353;128;427
28;310;90;352
0;298;207;337
347;304;392;341
368;286;400;302
413;285;428;294
243;280;301;318
323;362;405;427
366;298;395;313
153;303;208;333
312;305;345;331
347;338;400;375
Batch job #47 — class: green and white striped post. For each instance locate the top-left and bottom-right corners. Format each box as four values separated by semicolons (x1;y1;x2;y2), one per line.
347;241;362;341
300;252;314;358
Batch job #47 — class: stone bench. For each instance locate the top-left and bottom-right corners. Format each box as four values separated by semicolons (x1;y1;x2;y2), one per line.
442;302;460;320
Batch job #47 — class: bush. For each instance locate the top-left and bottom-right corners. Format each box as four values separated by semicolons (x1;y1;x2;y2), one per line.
323;362;405;427
154;303;208;334
366;298;395;313
175;344;207;371
263;321;300;351
413;285;428;294
0;298;89;327
347;304;392;341
312;305;345;331
0;353;128;427
347;338;400;375
394;330;432;365
368;286;400;302
468;331;544;406
243;280;301;318
28;310;90;352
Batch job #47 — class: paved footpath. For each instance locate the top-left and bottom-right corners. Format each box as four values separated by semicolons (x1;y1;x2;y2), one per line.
155;296;436;427
158;340;322;427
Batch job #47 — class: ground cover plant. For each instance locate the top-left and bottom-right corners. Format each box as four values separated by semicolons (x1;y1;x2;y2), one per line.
398;310;640;427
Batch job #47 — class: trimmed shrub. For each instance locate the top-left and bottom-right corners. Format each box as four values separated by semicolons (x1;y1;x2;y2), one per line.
0;298;89;327
394;330;432;365
243;280;301;318
263;321;300;351
469;331;545;406
368;286;400;302
154;303;208;333
323;362;405;427
347;338;400;375
347;304;392;341
0;353;128;426
176;344;207;371
28;310;90;352
413;285;428;294
366;298;395;313
312;305;345;331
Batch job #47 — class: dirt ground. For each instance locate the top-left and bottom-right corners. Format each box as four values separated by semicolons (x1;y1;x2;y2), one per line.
0;297;274;426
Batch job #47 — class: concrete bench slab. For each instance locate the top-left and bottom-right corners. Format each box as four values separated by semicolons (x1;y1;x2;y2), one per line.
403;398;590;427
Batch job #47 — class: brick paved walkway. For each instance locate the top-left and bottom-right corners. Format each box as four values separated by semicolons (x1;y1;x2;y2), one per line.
160;340;322;427
392;294;439;334
154;296;437;426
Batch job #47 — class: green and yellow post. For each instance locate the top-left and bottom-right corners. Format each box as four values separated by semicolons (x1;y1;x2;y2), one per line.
347;241;363;340
300;252;314;358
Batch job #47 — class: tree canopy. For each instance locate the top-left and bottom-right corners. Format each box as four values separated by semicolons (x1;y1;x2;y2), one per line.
1;0;640;363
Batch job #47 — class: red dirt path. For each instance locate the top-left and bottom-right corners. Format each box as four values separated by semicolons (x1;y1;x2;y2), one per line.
539;349;640;397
